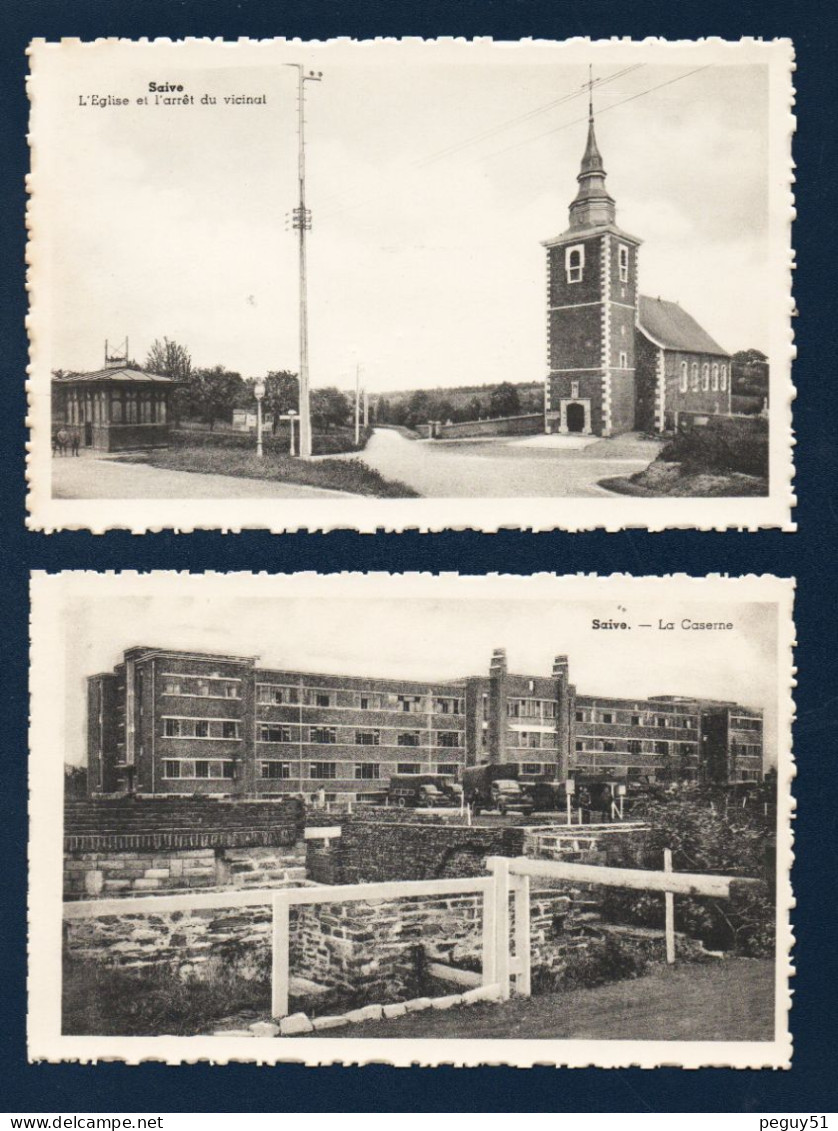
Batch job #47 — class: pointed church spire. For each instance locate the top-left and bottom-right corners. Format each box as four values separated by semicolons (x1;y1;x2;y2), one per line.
569;67;616;230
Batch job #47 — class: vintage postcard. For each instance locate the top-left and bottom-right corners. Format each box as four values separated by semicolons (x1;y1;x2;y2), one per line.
26;37;795;532
29;571;794;1067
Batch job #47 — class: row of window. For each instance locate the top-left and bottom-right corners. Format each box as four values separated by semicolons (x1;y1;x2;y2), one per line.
63;389;168;426
256;684;463;714
505;698;558;720
506;731;559;750
162;675;241;699
563;243;630;285
162;717;240;739
730;717;762;732
678;360;728;394
731;743;762;758
261;761;458;781
576;709;697;729
576;739;697;755
162;759;235;779
257;724;462;747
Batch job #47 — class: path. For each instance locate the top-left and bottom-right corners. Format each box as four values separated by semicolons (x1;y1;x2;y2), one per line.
51;454;356;500
334;428;660;498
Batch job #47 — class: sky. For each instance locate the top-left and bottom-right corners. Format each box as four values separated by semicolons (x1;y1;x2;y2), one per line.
61;586;779;767
33;41;772;396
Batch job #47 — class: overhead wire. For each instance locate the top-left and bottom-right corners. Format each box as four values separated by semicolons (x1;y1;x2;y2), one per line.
317;64;711;224
316;65;643;219
484;65;712;160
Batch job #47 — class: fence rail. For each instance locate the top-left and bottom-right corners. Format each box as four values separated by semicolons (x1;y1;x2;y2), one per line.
64;854;758;1021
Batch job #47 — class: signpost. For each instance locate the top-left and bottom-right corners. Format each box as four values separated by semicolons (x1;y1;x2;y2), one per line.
280;410;298;456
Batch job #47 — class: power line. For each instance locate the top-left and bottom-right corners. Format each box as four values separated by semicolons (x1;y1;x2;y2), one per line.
316;64;642;219
414;64;644;168
317;65;709;225
484;65;712;161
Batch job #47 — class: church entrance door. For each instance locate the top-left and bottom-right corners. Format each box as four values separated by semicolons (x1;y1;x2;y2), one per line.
84;422;93;447
566;402;586;433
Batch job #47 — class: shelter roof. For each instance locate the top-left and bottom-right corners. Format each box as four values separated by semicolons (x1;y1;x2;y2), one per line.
52;366;176;386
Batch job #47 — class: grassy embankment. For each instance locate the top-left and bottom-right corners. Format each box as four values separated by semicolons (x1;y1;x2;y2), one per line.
119;428;419;498
299;958;775;1042
601;417;769;497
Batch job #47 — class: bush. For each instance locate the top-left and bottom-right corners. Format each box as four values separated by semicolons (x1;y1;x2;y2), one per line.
531;937;649;995
62;956;270;1036
600;787;776;957
659;416;768;478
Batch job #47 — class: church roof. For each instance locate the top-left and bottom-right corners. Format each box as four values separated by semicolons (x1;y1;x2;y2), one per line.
637;296;729;357
52;366;176;386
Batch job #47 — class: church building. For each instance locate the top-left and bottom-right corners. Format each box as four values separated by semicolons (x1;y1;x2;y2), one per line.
543;98;731;437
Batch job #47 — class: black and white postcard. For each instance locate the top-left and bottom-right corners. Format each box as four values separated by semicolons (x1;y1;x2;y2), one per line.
29;571;794;1067
26;38;795;532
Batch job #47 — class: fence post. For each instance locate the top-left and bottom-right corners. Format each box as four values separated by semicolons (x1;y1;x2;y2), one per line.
271;892;291;1018
481;869;497;986
663;848;675;965
488;856;511;1000
513;872;531;998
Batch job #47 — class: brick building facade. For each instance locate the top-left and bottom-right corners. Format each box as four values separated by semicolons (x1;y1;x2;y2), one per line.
87;646;763;799
544;105;730;437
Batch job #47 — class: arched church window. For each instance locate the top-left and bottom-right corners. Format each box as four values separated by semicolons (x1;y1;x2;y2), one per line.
680;362;688;393
565;244;584;284
711;363;719;391
618;245;629;282
720;364;728;392
691;362;699;392
702;363;710;391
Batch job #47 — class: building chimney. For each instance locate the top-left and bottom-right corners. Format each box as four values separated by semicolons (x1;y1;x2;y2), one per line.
487;648;508;765
552;654;573;782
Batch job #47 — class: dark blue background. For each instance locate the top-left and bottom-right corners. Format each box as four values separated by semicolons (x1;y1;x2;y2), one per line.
1;0;835;1113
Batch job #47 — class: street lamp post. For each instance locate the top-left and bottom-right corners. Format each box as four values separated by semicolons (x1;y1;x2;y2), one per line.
287;408;297;456
254;379;266;459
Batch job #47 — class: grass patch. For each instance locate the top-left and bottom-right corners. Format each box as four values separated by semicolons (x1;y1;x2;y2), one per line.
171;426;372;458
299;958;775;1041
124;446;420;498
62;956;270;1037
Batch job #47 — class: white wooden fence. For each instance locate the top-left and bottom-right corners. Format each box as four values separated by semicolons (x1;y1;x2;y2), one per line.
484;854;756;1001
64;854;756;1020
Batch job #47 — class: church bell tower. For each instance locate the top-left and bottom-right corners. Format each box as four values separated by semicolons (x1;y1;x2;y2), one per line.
542;75;641;437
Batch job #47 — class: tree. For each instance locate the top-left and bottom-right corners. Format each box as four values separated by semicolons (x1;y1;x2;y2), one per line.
467;395;483;421
731;349;769;405
263;370;300;433
489;381;521;418
64;764;88;799
190;366;245;430
145;338;193;425
310;387;351;431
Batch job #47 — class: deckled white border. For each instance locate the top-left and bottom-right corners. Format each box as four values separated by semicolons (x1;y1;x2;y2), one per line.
25;38;796;532
29;571;795;1066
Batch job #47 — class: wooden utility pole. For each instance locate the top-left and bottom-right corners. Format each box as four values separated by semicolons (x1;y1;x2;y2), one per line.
287;64;322;459
354;363;361;446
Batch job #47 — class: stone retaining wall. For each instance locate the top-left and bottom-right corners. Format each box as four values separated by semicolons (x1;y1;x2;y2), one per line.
64;844;307;899
306;812;526;885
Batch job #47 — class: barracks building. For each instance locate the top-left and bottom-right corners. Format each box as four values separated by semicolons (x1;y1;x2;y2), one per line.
86;646;764;799
543;104;731;437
